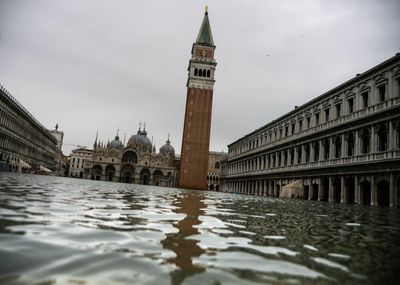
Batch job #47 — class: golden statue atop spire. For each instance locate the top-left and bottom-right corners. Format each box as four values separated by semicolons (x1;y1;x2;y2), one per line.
205;5;208;14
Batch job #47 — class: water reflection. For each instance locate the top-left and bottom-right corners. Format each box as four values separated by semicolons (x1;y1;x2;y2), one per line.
161;193;206;285
1;173;400;285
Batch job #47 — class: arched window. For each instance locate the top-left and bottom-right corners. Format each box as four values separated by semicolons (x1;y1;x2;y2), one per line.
215;161;220;169
194;68;198;76
334;136;341;158
323;139;330;160
361;128;370;154
377;124;388;152
305;144;310;162
347;132;355;156
198;69;203;77
207;70;211;78
314;141;319;161
297;146;302;164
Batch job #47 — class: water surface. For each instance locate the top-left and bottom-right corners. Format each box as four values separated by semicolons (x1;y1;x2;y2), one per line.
0;173;399;285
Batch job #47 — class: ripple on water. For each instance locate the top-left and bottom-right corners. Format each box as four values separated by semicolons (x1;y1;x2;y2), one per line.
1;173;400;285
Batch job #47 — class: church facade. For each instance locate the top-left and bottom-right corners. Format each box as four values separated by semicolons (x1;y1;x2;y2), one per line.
221;54;400;207
83;128;177;187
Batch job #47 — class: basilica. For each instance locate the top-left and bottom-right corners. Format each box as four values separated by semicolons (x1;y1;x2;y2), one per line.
81;126;177;187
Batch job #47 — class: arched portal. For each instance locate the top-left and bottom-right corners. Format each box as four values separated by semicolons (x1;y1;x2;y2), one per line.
303;185;310;200
360;179;371;205
311;184;318;200
153;170;163;186
120;164;135;183
346;177;355;204
377;180;390;207
105;164;115;181
321;178;329;201
93;164;102;180
140;168;151;185
333;177;341;203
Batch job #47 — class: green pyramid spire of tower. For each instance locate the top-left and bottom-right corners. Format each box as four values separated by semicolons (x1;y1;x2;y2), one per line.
195;7;214;46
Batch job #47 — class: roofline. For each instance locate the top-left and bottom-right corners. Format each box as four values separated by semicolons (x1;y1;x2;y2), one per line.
228;53;400;147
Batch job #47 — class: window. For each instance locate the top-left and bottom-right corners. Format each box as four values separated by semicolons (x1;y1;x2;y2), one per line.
336;104;341;118
348;98;354;113
325;109;330;122
378;85;386;102
361;92;369;108
361;129;370;154
315;113;320;125
279;129;283;138
347;133;355;156
306;117;311;128
194;68;198;76
299;120;303;131
334;136;341;158
377;124;388;151
285;127;289;137
314;141;320;161
291;124;295;134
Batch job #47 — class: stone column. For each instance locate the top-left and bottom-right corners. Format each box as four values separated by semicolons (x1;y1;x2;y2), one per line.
287;149;291;166
294;147;298;165
273;181;276;196
371;125;376;154
389;121;394;151
341;135;346;158
301;145;306;164
354;131;360;156
355;175;360;204
319;140;324;162
318;177;323;201
341;176;346;203
328;177;333;202
371;175;377;206
329;137;334;159
310;143;315;162
390;172;395;207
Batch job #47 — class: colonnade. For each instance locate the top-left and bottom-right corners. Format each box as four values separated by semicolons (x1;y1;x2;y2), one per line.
224;173;400;207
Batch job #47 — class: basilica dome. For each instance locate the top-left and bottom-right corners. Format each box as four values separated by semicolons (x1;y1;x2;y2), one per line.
160;138;175;157
128;129;152;149
108;135;123;149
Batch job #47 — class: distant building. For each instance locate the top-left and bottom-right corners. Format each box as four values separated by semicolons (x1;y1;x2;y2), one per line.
0;84;57;171
207;151;226;191
221;54;400;207
82;128;177;186
178;9;217;190
70;148;93;178
50;124;66;176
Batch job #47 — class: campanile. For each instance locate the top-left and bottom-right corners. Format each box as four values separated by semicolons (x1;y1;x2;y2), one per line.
178;8;217;190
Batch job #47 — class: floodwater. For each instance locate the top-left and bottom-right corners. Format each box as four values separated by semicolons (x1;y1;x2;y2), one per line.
0;173;399;285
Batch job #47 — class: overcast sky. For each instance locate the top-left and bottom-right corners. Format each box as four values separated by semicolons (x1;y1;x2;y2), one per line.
0;0;399;155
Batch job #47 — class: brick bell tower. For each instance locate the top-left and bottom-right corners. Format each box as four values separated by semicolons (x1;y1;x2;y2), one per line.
178;7;217;190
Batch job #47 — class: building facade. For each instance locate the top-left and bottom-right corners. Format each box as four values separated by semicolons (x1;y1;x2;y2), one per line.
221;54;400;207
82;128;177;187
179;9;217;190
0;84;57;171
207;151;226;191
69;147;93;177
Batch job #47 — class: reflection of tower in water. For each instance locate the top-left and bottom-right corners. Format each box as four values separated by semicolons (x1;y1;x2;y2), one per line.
161;193;206;285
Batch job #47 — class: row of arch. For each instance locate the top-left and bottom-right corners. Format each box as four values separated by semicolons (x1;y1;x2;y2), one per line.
194;68;211;78
224;174;400;207
230;77;400;157
227;122;399;174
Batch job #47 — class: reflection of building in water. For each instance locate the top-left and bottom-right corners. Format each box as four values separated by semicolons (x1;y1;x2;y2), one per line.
161;193;206;285
221;54;400;207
